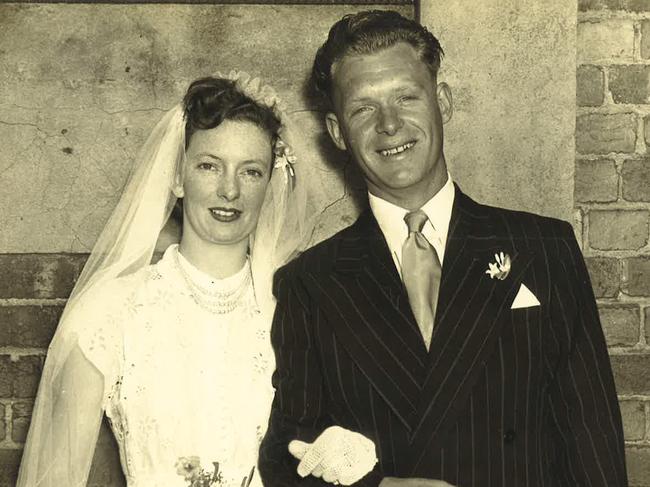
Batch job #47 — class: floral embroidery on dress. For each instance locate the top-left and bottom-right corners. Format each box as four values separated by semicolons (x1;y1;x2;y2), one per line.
252;351;269;375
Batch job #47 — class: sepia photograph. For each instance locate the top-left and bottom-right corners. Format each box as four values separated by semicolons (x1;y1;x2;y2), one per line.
0;0;648;485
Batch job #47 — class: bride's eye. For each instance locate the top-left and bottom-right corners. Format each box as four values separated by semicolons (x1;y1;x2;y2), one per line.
243;168;264;178
197;162;217;171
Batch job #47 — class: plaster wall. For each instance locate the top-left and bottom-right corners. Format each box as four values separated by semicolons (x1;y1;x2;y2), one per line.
422;1;577;221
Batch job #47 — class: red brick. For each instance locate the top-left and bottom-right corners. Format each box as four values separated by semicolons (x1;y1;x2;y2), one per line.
620;400;645;440
578;20;635;63
627;447;650;486
0;356;42;399
585;257;621;298
611;353;650;394
575;159;618;203
589;210;649;250
622;159;650;202
0;404;4;443
0;253;87;299
0;449;21;486
610;65;650;104
577;65;605;106
11;402;32;444
599;304;640;346
581;0;650;11
627;257;650;296
576;113;637;155
0;305;62;348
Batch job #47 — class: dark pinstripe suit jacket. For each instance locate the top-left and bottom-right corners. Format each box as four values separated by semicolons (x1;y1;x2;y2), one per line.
259;186;627;487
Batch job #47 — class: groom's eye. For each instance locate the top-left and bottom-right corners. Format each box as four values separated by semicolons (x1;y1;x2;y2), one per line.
351;106;372;117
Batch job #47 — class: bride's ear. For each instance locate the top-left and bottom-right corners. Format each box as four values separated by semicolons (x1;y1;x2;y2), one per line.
172;160;185;198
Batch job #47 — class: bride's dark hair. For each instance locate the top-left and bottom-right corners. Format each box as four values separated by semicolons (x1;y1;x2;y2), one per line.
182;76;281;147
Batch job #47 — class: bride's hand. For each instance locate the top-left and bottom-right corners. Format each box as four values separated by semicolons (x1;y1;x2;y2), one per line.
288;426;378;485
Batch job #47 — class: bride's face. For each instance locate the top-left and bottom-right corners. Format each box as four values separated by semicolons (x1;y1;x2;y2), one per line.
179;119;274;247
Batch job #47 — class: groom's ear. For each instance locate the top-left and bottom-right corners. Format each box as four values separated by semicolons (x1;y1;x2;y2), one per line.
325;112;347;151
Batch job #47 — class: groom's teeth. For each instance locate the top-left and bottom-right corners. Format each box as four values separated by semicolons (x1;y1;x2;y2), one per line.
379;141;415;157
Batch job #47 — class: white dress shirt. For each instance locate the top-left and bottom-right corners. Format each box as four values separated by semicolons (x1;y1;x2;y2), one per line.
368;174;455;278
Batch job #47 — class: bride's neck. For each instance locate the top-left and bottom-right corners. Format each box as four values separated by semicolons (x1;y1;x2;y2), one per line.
178;235;248;280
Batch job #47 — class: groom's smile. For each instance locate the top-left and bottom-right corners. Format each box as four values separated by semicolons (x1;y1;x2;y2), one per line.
377;140;417;157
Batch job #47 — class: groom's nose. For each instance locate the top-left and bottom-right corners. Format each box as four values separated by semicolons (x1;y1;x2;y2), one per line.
375;105;403;136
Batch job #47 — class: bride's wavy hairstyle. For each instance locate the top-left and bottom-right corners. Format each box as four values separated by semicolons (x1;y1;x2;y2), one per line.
183;76;282;148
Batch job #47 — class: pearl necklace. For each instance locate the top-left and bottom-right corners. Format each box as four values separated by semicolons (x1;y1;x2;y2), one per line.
173;251;252;315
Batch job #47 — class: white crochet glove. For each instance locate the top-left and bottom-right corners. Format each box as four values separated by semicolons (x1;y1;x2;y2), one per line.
288;426;378;485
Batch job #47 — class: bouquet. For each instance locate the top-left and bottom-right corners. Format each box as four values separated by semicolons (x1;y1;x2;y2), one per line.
175;457;255;487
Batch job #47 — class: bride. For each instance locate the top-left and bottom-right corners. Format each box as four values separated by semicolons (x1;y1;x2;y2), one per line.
17;73;315;486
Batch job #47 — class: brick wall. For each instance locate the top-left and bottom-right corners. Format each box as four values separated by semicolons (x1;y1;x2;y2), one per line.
577;1;650;485
0;255;126;485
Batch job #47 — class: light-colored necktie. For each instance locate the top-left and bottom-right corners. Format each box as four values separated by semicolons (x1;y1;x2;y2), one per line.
401;210;442;350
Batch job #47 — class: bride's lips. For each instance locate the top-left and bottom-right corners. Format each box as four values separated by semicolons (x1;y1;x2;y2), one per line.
209;207;242;223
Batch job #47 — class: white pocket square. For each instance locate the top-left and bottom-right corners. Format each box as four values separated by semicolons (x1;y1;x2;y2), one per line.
511;283;540;309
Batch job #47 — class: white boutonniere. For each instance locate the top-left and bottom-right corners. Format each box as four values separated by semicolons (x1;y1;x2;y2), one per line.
486;252;511;280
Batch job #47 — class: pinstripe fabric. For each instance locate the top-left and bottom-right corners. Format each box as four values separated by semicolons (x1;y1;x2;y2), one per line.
259;186;627;487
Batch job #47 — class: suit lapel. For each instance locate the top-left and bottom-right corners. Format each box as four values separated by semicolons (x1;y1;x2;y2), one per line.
303;210;427;431
406;188;534;472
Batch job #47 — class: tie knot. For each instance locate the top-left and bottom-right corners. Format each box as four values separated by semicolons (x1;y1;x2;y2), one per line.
404;209;428;233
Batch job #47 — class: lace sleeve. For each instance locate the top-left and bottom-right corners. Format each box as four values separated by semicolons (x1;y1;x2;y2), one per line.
73;287;124;403
16;283;125;487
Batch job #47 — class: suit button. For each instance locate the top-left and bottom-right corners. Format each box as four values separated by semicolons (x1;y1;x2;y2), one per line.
503;429;516;443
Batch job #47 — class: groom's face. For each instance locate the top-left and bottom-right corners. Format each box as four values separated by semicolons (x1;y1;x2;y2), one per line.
325;42;452;207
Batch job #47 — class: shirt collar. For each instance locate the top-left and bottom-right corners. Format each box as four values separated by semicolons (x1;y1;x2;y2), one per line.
368;173;455;253
420;173;455;244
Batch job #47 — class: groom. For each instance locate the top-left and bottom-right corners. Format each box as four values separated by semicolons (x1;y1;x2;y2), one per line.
259;10;627;487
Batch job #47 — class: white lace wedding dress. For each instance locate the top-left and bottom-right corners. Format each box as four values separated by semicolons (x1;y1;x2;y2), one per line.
75;244;274;487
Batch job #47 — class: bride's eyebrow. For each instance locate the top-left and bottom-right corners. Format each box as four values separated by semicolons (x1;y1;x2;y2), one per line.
194;152;221;160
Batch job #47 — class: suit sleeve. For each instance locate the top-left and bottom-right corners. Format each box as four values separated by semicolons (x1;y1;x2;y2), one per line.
545;221;627;486
258;265;330;486
258;266;383;487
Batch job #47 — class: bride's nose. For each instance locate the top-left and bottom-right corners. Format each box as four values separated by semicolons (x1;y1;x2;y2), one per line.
216;172;240;201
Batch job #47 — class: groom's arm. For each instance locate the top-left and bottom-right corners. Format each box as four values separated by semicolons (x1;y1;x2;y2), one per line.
258;265;383;487
546;221;627;486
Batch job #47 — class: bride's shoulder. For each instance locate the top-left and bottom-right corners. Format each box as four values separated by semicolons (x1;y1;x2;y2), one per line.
69;257;170;319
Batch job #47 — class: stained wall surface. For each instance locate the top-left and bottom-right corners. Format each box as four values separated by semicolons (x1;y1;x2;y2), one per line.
0;3;412;254
422;0;577;221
